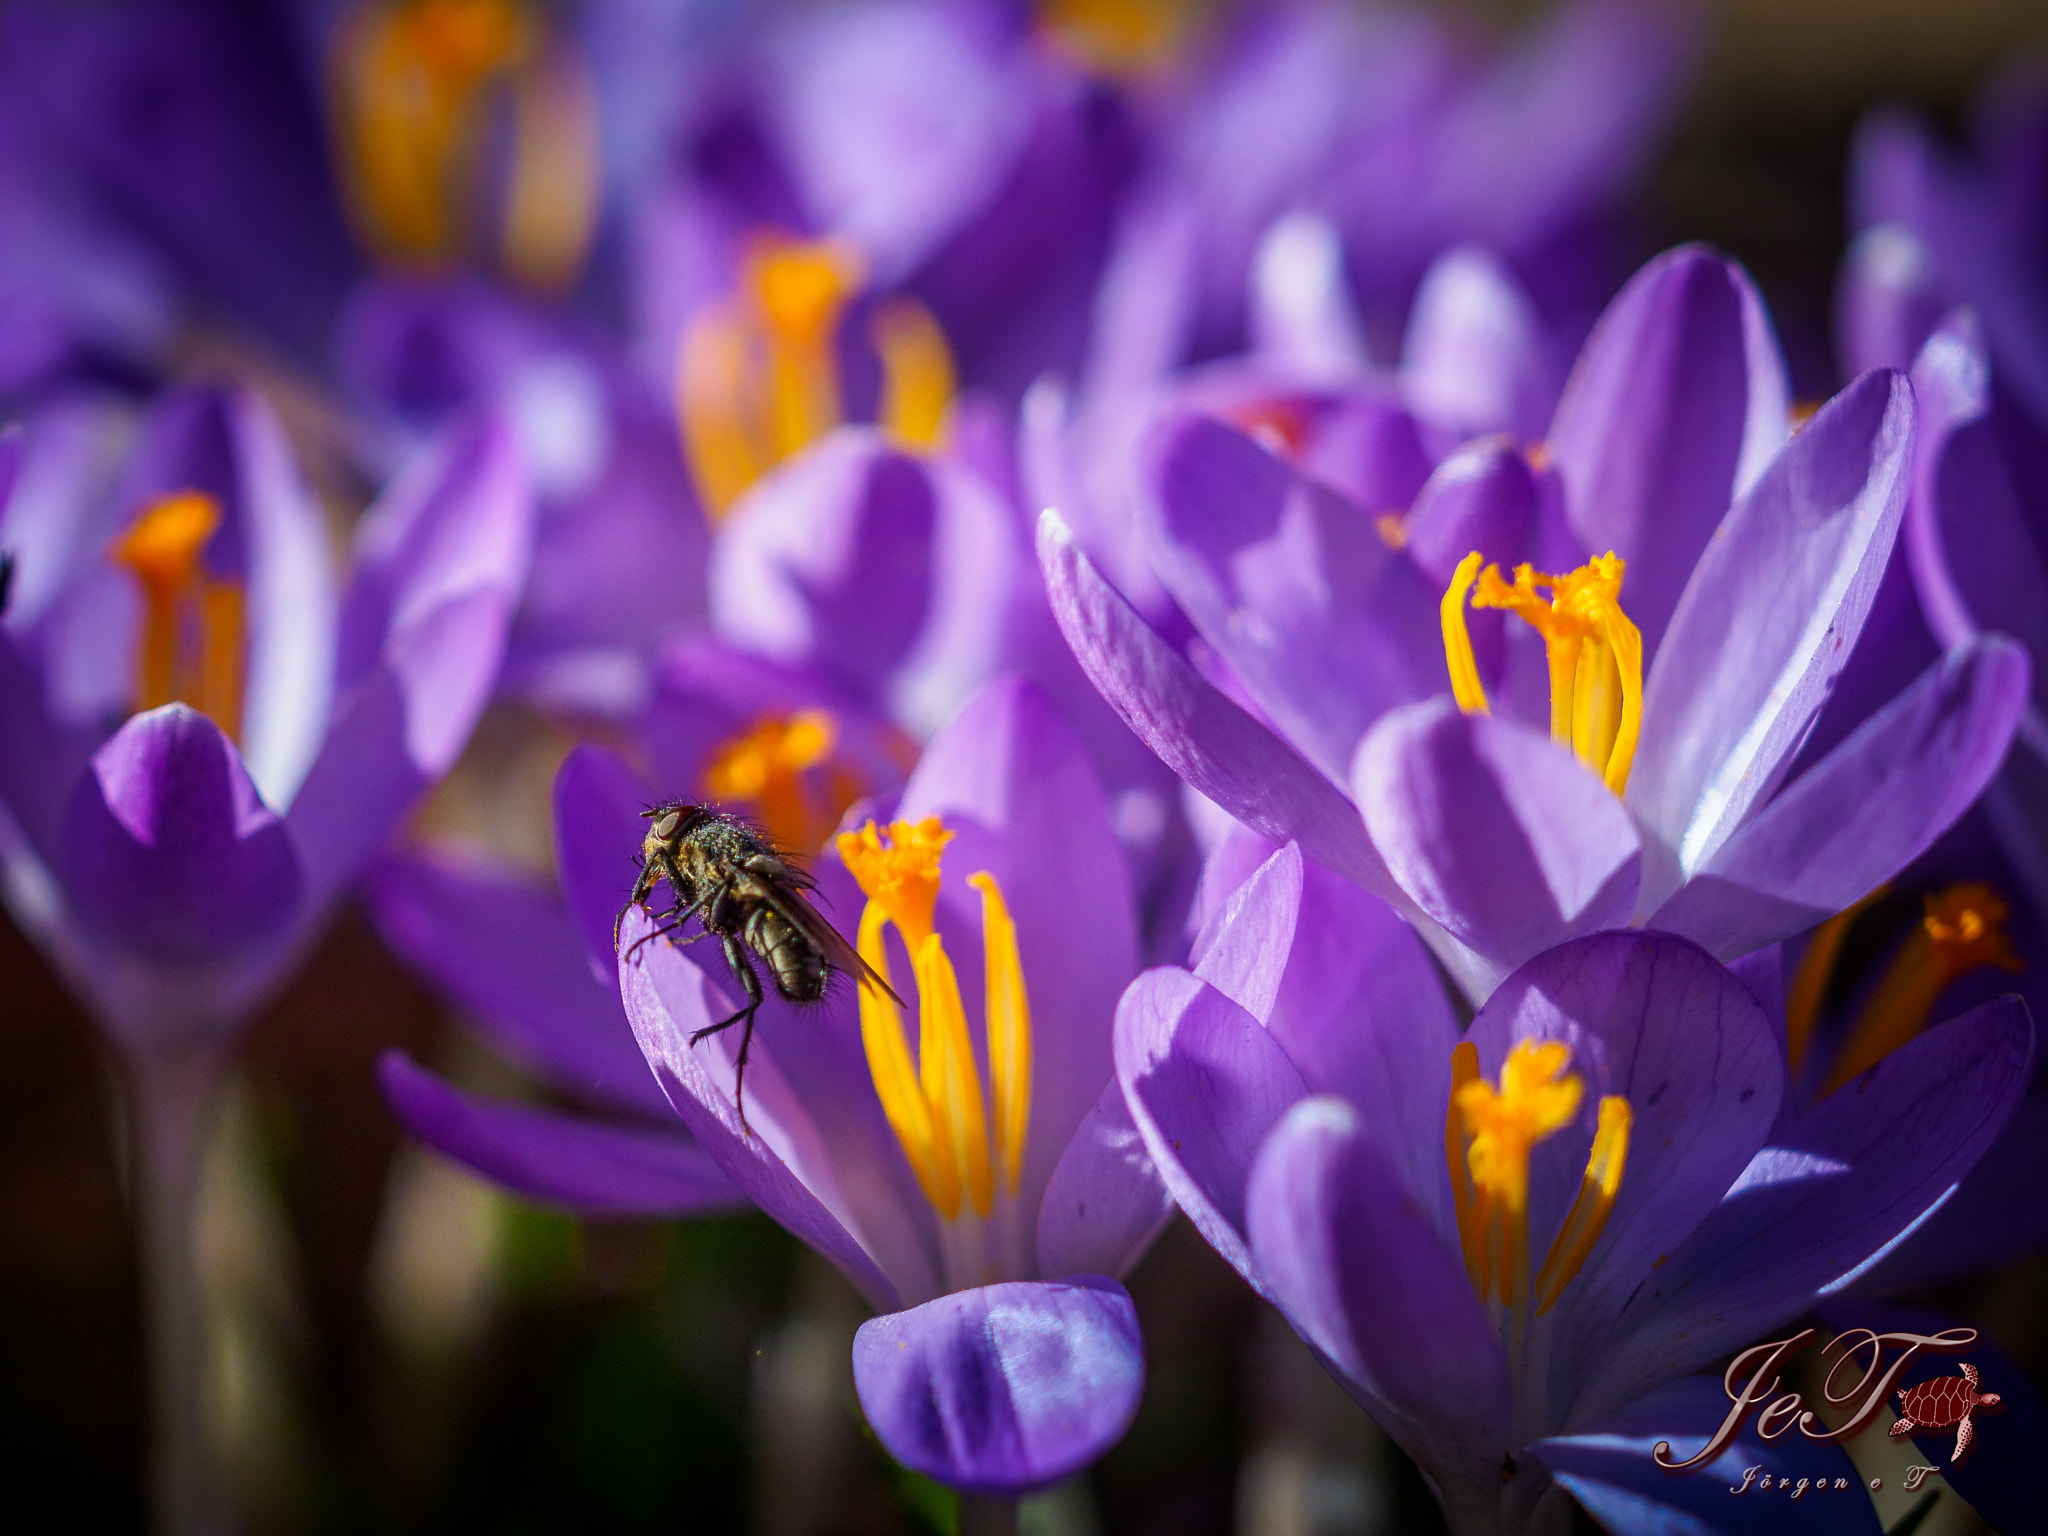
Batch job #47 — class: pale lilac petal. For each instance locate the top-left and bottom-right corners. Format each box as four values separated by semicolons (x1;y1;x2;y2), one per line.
1532;1375;1877;1535
1594;996;2032;1418
1035;1082;1174;1283
1401;244;1554;443
365;854;672;1120
617;906;903;1311
1629;369;1916;910
851;1276;1143;1496
1142;412;1441;782
1466;932;1783;1427
1355;702;1639;978
379;1052;743;1218
1401;436;1538;590
1245;1097;1508;1488
1653;638;2029;959
60;704;301;965
1186;839;1304;1024
1546;245;1790;655
1836;223;1943;379
289;413;534;915
1114;967;1307;1286
1248;212;1368;383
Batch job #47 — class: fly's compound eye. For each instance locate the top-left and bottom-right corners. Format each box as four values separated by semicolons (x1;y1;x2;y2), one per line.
651;810;682;840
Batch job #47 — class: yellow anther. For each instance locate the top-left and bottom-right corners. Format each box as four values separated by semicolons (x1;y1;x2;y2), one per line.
1441;552;1490;716
838;819;952;950
1449;1040;1585;1308
855;900;950;1212
1039;0;1192;74
1533;1094;1632;1314
701;709;845;855
678;301;772;521
1454;551;1642;793
1825;883;2024;1093
972;873;1032;1195
872;298;956;451
916;932;995;1220
1446;1040;1485;1289
498;41;599;292
1785;888;1888;1074
112;492;244;732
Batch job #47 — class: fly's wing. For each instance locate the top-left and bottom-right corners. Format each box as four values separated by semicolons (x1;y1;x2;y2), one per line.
757;880;906;1009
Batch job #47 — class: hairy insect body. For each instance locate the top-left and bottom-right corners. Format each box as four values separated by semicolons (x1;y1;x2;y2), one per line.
615;802;895;1130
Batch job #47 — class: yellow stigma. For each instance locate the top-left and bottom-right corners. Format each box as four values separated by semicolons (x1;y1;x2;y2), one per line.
1446;1040;1630;1314
1039;0;1193;74
1823;883;2024;1093
112;492;244;735
843;818;1033;1223
699;709;853;856
872;298;956;451
1443;552;1643;794
331;0;595;289
676;235;877;520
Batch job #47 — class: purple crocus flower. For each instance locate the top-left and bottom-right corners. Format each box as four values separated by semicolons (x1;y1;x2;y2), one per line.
1042;243;2032;1002
615;676;1168;1495
1116;837;2031;1530
0;379;531;1532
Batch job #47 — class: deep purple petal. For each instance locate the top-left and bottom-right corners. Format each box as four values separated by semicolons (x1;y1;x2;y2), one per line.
617;906;904;1311
1356;701;1639;981
61;704;300;966
378;1051;742;1218
289;413;534;915
1546;246;1790;656
1245;1097;1508;1486
1036;510;1401;902
1142;413;1441;782
1114;967;1307;1285
0;627;95;875
1467;932;1783;1427
1532;1375;1878;1536
1629;369;1916;909
1034;1082;1174;1283
1402;436;1538;594
852;1276;1143;1497
365;853;672;1120
1653;638;2029;959
551;742;658;986
1597;996;2032;1417
1836;223;1944;379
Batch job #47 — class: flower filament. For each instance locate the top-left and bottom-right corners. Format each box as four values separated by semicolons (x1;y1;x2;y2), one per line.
1820;883;2023;1093
111;492;245;736
331;0;599;290
1441;551;1644;793
677;236;957;521
837;819;1032;1224
1446;1040;1632;1316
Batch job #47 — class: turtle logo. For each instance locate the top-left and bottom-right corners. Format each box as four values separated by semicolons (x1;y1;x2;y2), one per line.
1889;1362;2002;1464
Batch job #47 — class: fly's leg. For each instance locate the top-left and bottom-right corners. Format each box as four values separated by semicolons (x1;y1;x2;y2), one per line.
622;893;708;963
690;934;764;1134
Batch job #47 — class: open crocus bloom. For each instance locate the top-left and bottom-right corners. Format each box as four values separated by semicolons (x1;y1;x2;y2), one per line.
615;676;1168;1493
0;382;532;1056
1117;840;2032;1532
1044;243;2032;1002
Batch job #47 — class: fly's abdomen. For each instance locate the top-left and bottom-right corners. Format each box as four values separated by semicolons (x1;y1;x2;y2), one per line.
747;908;829;1002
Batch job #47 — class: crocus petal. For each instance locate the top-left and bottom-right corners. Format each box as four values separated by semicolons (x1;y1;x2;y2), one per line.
1653;638;2029;959
1245;1097;1509;1487
1546;245;1790;657
1596;996;2032;1417
1904;310;2048;691
1401;435;1538;592
1142;412;1440;782
289;413;534;916
1355;701;1639;983
1532;1375;1878;1536
1400;244;1553;443
1818;1299;2047;1536
0;628;95;876
901;677;1137;1217
378;1052;742;1218
1466;932;1783;1426
708;432;935;706
1036;509;1396;902
1629;369;1916;910
1114;967;1307;1286
551;741;658;985
617;906;902;1311
851;1276;1144;1497
1186;839;1304;1024
365;854;672;1120
1248;212;1368;383
1837;222;1943;378
60;704;301;968
1035;1082;1174;1283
